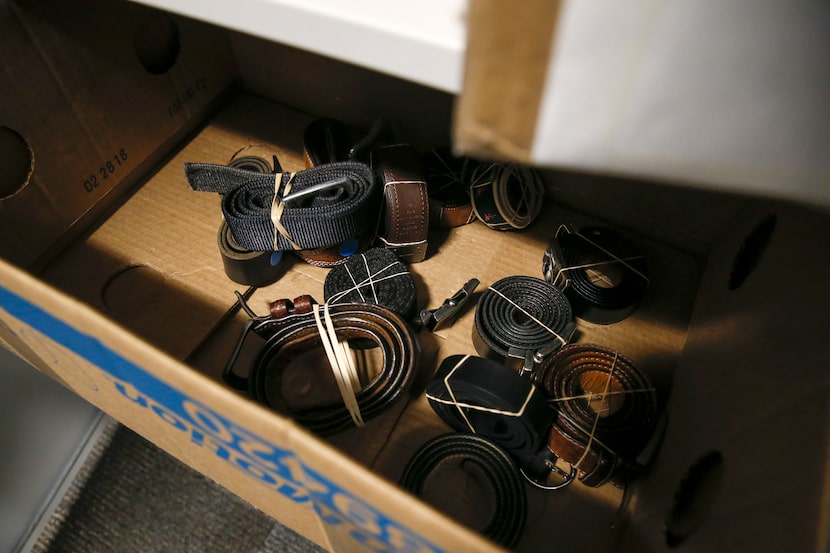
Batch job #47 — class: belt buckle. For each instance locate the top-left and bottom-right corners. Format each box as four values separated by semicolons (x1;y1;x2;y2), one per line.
520;447;577;491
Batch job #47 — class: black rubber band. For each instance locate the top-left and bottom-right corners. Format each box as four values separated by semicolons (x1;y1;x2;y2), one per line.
400;433;527;549
473;276;575;373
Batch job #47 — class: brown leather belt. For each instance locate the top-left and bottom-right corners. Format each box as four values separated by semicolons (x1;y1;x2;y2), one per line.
223;294;419;436
532;344;659;487
371;144;430;263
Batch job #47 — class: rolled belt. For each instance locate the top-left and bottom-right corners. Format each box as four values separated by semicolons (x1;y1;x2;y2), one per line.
532;344;659;487
223;295;418;436
543;225;649;324
371;144;430;263
399;433;527;549
469;163;545;231
426;355;553;467
473;276;575;374
184;161;378;252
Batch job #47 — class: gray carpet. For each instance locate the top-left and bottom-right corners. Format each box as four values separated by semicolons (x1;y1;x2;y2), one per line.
32;422;325;553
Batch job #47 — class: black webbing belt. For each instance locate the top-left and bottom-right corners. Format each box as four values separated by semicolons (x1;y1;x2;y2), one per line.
223;295;417;436
185;161;378;252
473;276;575;374
400;433;527;549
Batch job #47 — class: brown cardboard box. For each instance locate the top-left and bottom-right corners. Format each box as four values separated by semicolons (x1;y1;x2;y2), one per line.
1;2;828;553
454;0;830;209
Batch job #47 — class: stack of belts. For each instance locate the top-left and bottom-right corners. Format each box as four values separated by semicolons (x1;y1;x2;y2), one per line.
215;155;286;286
222;295;417;436
185;160;378;274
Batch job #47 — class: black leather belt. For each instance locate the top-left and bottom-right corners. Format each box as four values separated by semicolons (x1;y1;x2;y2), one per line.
469;163;545;231
371;144;430;263
426;355;553;467
532;344;659;487
399;433;527;549
323;247;417;320
473;276;575;373
185;161;378;252
543;225;649;324
420;147;474;229
223;295;418;436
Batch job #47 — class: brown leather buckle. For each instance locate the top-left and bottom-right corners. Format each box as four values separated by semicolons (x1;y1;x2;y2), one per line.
379;237;428;263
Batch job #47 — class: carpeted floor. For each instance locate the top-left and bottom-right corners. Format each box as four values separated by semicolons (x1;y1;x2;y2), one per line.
31;422;325;553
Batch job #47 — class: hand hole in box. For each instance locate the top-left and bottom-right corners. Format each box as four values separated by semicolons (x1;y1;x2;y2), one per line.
133;12;180;75
101;264;167;315
665;450;724;547
728;215;776;291
0;126;34;200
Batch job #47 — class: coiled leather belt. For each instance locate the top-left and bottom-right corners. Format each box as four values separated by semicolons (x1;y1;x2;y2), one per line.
399;433;527;549
543;225;649;324
185;161;377;252
426;355;553;467
533;344;659;487
469;163;545;231
473;276;575;373
223;295;418;436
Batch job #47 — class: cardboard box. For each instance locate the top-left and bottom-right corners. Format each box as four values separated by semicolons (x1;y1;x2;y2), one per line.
454;0;830;209
1;2;828;552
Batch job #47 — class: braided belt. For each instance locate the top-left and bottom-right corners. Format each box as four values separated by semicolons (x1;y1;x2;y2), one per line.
223;295;418;436
185;161;378;252
533;344;659;487
323;247;418;320
473;276;575;374
399;433;527;549
543;225;649;324
469;163;545;231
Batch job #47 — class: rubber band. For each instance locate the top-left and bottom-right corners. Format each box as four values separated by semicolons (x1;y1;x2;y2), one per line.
313;303;364;426
572;352;617;469
327;260;409;305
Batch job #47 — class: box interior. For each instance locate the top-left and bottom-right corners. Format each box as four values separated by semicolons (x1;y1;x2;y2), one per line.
4;4;828;552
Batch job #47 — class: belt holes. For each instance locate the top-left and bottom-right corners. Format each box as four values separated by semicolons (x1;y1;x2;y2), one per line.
0;126;34;200
665;450;725;547
728;214;776;291
133;12;180;75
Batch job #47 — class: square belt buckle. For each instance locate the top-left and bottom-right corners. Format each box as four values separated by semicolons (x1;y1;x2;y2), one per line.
381;238;428;263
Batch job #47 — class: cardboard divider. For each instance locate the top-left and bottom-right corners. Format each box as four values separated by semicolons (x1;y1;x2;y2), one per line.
36;91;705;552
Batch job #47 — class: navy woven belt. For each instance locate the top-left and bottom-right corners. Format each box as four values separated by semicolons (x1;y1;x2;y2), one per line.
185;161;378;252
